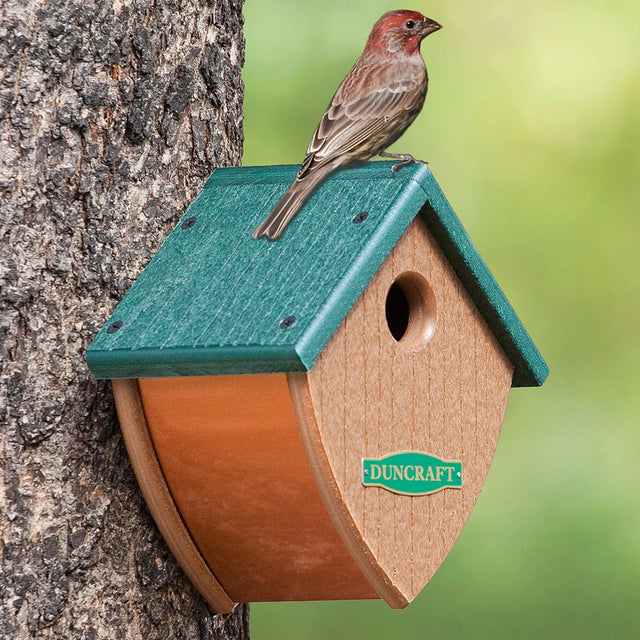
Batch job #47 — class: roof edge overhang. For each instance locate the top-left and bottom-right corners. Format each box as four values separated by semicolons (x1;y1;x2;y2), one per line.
415;176;549;387
86;345;306;379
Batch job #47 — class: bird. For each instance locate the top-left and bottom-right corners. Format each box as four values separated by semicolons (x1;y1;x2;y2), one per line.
253;10;441;241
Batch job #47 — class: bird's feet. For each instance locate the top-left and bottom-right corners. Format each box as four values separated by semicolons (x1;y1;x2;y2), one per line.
378;152;428;178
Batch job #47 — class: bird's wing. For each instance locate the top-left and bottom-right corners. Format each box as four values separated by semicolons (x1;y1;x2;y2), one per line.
299;66;426;177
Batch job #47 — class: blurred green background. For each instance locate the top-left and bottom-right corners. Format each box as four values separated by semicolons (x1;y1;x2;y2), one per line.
241;0;640;637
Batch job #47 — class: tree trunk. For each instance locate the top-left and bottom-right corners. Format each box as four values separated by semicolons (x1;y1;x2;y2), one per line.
0;1;248;637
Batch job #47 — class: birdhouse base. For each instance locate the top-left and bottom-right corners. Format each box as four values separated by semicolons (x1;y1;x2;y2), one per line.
112;375;381;613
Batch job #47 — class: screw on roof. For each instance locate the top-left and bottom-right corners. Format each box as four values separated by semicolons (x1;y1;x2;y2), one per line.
352;211;369;224
181;216;198;229
280;315;296;329
107;321;123;334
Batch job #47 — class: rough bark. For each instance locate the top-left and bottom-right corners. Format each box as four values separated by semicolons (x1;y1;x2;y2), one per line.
0;0;248;638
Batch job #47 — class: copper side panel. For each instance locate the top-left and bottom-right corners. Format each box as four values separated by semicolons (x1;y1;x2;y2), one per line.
138;373;378;603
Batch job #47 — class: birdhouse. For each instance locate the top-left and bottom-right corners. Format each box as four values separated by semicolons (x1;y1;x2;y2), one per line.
86;162;548;613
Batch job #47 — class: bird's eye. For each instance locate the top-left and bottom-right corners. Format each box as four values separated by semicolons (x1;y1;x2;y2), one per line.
405;20;416;29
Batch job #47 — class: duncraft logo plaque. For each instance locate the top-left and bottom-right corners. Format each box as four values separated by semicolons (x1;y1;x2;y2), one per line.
362;451;463;496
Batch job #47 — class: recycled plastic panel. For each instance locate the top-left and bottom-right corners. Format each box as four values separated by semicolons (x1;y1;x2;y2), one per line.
289;217;515;606
86;162;548;386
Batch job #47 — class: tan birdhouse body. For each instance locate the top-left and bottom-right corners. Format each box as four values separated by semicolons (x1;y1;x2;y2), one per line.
88;164;546;612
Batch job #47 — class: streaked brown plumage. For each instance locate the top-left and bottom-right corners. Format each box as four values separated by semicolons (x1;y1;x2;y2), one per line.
253;10;441;241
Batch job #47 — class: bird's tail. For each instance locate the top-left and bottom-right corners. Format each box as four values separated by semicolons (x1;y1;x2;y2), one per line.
253;166;332;240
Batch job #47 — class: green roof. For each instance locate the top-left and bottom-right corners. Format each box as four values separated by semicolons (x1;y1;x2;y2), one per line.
86;162;548;387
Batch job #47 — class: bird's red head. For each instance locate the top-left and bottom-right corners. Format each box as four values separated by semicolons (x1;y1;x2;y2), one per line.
365;10;441;56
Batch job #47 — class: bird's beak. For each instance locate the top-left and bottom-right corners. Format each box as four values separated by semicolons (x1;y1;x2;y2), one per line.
421;18;442;37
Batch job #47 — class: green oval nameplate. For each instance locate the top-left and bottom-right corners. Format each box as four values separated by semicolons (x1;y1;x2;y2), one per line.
362;451;463;496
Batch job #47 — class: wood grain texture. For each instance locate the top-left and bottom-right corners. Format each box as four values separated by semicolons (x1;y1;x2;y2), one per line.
138;374;377;603
288;372;404;607
0;0;247;636
295;216;514;606
111;379;236;614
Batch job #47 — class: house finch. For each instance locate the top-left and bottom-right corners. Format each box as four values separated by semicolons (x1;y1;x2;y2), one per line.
253;10;441;241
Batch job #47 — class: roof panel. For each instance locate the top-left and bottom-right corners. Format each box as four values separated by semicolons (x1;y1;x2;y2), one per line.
86;162;548;386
